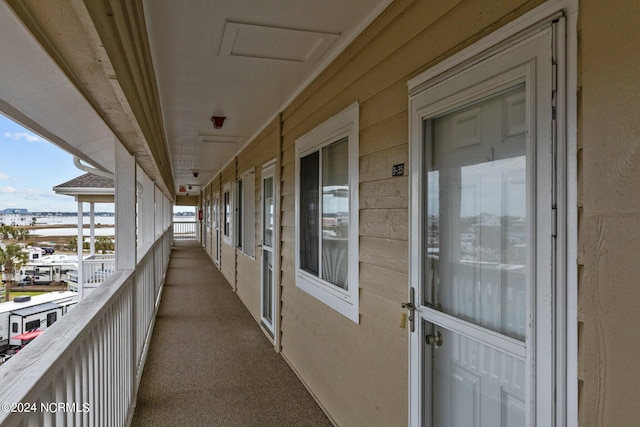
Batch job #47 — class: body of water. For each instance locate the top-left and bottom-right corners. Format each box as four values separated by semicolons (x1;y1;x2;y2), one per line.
36;216;115;226
30;216;195;237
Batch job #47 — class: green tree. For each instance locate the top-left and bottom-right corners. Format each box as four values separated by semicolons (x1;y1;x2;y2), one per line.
0;225;11;239
17;228;29;241
0;243;28;284
69;236;77;252
8;226;19;240
95;236;114;254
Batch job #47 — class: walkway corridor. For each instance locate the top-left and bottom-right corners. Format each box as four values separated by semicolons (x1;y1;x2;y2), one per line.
132;241;332;426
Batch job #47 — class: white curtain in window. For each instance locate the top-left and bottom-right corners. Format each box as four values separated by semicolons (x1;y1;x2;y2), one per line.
321;138;349;289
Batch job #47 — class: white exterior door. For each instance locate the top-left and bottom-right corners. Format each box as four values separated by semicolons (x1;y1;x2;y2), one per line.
260;162;277;336
213;191;221;266
409;19;562;427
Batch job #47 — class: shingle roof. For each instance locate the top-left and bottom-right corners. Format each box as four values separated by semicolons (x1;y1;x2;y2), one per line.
53;173;114;190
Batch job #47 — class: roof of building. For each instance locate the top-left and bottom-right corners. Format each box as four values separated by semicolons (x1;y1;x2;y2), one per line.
0;208;29;214
52;173;115;203
53;173;114;190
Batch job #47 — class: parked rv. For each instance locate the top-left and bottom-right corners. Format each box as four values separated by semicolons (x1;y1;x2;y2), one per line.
0;291;78;353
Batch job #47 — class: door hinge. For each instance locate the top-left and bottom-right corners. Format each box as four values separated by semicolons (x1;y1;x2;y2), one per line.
552;58;558;93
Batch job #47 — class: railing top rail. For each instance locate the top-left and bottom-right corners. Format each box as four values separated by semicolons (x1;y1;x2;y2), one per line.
84;254;116;261
0;270;133;407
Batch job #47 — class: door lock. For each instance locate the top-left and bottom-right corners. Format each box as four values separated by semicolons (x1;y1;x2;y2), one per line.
425;331;443;347
401;288;417;332
401;301;415;311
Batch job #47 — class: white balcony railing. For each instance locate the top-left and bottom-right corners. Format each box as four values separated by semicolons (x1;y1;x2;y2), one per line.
172;221;198;240
67;254;116;292
0;228;172;426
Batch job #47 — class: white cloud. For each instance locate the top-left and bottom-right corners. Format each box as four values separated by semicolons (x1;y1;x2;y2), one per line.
0;172;9;180
0;187;53;200
1;186;17;193
24;189;49;200
2;131;45;143
0;187;76;211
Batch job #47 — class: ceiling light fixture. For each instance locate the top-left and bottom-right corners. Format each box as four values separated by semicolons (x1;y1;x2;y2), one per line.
211;116;226;129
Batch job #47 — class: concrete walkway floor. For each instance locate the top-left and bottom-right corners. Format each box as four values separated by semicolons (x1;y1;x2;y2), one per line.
131;241;332;426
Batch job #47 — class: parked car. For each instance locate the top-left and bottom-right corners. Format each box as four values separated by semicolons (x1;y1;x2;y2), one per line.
17;278;32;287
42;247;55;255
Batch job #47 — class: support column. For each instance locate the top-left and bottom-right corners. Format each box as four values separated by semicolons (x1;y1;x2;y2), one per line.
142;172;155;247
115;142;137;413
155;186;163;239
115;143;137;271
77;201;84;300
165;195;170;230
89;202;95;256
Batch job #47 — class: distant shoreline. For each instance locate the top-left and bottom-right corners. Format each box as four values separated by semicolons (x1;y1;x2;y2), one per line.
2;223;115;249
3;214;194;247
29;223;113;229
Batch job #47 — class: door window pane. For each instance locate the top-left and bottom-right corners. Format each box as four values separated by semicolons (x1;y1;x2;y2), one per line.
263;176;274;248
262;249;274;323
427;85;527;340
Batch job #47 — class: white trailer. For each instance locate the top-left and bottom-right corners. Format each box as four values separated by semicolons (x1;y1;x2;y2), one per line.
19;261;78;285
0;291;78;352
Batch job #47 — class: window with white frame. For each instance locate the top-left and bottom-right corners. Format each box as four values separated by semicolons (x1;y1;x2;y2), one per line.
234;169;255;257
223;184;231;244
295;102;359;323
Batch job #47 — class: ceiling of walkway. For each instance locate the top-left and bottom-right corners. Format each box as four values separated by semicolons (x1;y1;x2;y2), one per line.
0;0;391;200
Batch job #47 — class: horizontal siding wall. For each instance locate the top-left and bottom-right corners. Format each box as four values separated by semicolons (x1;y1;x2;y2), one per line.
278;0;543;426
578;0;640;425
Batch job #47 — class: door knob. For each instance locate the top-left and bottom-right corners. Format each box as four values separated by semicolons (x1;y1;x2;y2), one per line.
425;331;443;347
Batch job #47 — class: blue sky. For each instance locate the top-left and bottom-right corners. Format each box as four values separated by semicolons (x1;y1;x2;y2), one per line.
0;114;192;214
0;114;99;212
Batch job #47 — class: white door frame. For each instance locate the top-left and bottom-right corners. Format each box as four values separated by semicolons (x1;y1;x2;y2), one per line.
260;159;279;345
213;190;221;267
407;1;577;425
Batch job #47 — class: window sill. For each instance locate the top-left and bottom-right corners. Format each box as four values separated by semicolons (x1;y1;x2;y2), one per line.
296;270;359;323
